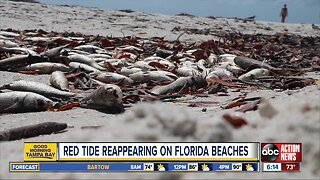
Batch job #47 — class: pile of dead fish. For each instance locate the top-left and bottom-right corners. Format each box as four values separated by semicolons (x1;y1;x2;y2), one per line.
0;28;319;114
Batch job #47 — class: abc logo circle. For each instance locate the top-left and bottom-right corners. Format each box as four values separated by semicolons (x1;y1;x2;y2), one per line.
261;144;279;161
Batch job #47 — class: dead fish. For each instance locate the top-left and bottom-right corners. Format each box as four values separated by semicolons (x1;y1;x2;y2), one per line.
156;48;174;58
2;80;75;99
143;56;167;62
114;52;137;60
69;62;101;74
144;57;176;70
65;49;90;55
0;122;67;141
68;54;106;71
88;53;112;59
80;84;124;113
176;67;200;77
24;32;38;36
132;61;156;71
74;45;106;53
219;54;237;63
238;68;270;82
0;91;53;113
0;31;20;37
129;71;177;83
0;35;13;40
92;72;134;84
0;39;19;48
13;62;70;74
99;59;129;68
68;36;85;41
234;56;276;71
196;59;207;72
50;71;69;91
25;37;51;42
93;57;109;63
0;54;46;71
204;67;234;80
0;47;37;55
218;54;241;73
218;62;242;74
116;45;143;53
149;70;178;80
151;76;207;95
40;44;69;59
120;67;142;76
207;53;219;65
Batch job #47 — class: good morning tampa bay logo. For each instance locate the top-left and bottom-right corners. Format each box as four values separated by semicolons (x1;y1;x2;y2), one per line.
24;143;56;161
261;144;279;162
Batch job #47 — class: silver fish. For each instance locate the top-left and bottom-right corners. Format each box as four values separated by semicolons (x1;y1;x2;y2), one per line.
0;40;19;48
116;45;143;53
176;67;200;77
129;71;177;83
92;72;134;84
98;59;129;68
234;56;276;71
151;76;207;95
218;61;242;74
0;54;45;71
204;67;234;80
1;47;37;55
50;71;69;91
119;67;142;76
69;62;101;74
25;37;51;42
0;31;20;37
219;54;237;63
88;53;112;59
238;68;270;82
143;56;166;62
74;45;106;53
2;80;75;99
0;91;52;113
14;62;70;74
68;54;106;71
40;44;69;59
207;53;219;65
132;61;156;71
65;49;90;55
0;35;13;40
143;57;176;70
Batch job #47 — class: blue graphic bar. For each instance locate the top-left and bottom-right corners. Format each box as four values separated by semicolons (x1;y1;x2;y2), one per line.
41;163;144;171
10;162;259;172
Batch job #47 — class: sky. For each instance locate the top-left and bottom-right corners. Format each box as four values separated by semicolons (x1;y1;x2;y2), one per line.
40;0;320;24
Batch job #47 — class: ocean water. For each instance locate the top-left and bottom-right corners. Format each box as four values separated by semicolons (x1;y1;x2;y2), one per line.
39;0;320;24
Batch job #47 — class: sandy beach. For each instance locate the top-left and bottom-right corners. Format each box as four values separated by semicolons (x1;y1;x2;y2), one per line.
0;0;319;179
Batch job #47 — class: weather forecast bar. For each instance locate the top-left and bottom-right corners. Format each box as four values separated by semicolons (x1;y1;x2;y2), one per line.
9;162;259;172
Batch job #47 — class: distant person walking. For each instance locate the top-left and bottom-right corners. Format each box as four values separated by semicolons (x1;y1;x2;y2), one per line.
280;4;288;23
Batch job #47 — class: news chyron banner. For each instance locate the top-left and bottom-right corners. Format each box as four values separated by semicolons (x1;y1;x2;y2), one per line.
10;142;260;172
261;143;302;172
57;142;259;161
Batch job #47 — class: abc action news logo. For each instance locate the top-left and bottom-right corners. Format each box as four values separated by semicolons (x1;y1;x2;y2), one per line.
261;143;302;162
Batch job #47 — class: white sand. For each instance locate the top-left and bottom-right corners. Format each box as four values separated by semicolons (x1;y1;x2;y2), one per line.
0;0;319;179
